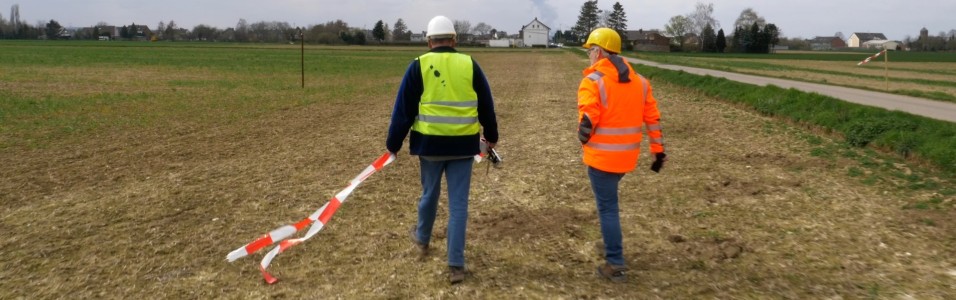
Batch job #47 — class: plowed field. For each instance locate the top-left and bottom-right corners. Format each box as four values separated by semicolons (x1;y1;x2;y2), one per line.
2;43;954;298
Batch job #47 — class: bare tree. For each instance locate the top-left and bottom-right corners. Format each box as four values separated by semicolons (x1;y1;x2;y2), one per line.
0;13;5;37
687;2;719;36
392;18;409;41
165;20;177;41
473;22;492;38
733;8;765;30
453;20;471;40
156;21;165;39
10;4;21;37
599;10;610;28
235;19;249;42
686;2;720;50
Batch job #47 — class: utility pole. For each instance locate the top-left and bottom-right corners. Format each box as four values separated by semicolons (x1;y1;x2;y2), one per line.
300;28;305;88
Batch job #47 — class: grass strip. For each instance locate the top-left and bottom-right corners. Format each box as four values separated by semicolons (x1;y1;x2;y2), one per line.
634;64;956;175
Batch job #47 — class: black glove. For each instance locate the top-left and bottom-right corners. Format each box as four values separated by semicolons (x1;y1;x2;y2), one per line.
650;153;667;173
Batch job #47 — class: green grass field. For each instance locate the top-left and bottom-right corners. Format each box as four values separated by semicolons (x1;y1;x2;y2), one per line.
0;41;417;149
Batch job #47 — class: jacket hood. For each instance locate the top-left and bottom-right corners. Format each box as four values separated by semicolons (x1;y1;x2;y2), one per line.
584;55;631;83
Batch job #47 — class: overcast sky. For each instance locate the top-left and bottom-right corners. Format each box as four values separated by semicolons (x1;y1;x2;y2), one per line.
3;0;954;40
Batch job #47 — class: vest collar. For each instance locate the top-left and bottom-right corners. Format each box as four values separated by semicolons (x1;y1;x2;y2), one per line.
583;56;630;83
429;46;458;53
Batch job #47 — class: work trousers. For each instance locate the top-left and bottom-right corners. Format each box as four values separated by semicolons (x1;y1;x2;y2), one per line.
587;166;626;266
413;156;473;267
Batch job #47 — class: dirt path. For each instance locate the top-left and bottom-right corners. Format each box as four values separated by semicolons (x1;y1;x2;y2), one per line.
626;57;956;123
2;50;954;298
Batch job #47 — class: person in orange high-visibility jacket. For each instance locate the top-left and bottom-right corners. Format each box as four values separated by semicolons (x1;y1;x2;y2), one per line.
577;28;667;283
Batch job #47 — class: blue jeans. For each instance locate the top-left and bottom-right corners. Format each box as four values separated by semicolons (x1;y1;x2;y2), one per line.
587;166;626;266
412;157;473;267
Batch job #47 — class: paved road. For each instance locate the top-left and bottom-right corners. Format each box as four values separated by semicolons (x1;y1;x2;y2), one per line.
624;57;956;123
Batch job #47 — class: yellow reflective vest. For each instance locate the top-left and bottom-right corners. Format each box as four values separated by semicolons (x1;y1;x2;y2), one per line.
411;52;480;137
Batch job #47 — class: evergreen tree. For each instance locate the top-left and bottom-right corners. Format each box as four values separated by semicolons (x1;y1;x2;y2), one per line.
607;2;627;39
339;30;352;44
572;0;600;42
748;22;760;53
716;28;726;53
764;23;779;53
731;26;744;52
353;30;367;45
372;20;385;42
44;19;62;40
701;24;716;52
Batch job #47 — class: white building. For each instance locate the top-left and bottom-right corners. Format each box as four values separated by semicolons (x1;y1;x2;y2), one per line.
863;39;902;50
488;39;513;47
848;32;888;48
410;31;425;42
520;18;550;47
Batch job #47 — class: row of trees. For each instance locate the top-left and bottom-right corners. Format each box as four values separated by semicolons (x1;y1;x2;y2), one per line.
559;0;628;46
1;2;502;45
559;1;781;54
0;4;43;39
906;30;956;52
663;3;780;53
368;18;502;43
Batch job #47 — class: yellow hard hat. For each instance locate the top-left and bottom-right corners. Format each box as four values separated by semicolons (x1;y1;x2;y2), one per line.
583;28;621;54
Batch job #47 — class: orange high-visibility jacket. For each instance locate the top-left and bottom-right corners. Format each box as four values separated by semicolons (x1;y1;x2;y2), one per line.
577;55;664;173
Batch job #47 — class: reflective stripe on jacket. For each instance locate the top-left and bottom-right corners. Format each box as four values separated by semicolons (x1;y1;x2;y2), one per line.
578;55;664;173
411;52;480;136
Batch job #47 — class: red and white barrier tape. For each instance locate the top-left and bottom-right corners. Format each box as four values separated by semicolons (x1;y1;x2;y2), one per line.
226;152;395;284
857;49;886;66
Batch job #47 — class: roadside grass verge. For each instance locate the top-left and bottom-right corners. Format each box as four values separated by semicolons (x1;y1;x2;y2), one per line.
632;64;956;177
638;50;956;63
634;51;956;102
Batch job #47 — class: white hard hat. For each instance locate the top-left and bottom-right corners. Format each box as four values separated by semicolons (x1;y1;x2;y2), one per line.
426;15;456;39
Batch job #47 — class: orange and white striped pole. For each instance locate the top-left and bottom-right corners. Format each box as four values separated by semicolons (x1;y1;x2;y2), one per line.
226;152;395;284
856;49;886;66
857;49;890;91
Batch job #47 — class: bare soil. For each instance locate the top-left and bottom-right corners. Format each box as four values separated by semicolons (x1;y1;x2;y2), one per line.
2;50;955;299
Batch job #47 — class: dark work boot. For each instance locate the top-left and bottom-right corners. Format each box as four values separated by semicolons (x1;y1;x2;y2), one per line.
449;266;466;284
409;226;428;258
596;263;627;283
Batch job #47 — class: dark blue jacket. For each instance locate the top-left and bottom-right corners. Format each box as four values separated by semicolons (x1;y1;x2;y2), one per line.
386;46;498;156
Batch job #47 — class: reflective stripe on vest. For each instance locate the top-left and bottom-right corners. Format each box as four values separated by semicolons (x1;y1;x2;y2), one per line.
417;115;478;124
586;142;641;151
595;126;642;135
412;52;480;136
586;71;649;108
583;68;649;152
647;123;664;146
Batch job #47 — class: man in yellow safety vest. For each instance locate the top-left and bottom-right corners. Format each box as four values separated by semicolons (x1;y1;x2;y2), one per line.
385;15;499;284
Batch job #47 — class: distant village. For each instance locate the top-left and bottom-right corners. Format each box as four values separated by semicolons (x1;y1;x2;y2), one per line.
3;2;954;52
